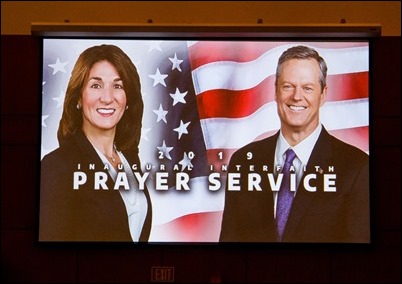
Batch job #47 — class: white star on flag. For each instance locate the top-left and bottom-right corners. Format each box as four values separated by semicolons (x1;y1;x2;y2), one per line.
141;128;151;141
157;140;174;160
52;91;65;108
174;120;191;139
48;58;68;75
147;41;163;52
149;68;168;87
179;152;194;171
153;104;168;123
170;88;188;106
169;53;183;71
42;115;49;127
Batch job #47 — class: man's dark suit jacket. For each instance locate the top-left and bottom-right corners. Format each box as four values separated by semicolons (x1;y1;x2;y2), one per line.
39;130;152;242
219;126;370;243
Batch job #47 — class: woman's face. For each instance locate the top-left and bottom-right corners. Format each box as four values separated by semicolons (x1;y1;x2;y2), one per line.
81;60;127;135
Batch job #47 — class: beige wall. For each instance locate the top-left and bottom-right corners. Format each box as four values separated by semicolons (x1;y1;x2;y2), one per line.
1;1;400;36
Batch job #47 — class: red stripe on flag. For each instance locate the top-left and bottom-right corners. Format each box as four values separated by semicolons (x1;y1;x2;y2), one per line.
329;126;369;153
196;72;368;120
152;211;223;242
197;76;275;119
326;72;368;101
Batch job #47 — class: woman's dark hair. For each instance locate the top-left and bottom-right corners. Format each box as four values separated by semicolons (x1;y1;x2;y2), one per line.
275;45;328;92
57;44;143;151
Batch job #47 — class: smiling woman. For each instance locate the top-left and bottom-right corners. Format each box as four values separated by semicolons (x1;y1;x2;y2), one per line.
39;44;153;242
81;60;127;133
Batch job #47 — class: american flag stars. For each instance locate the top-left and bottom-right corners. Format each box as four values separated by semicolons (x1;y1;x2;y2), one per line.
157;140;174;160
148;68;168;87
48;57;68;75
153;104;168;123
170;88;188;106
169;53;184;71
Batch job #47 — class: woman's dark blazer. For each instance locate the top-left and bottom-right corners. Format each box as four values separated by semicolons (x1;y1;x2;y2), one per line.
219;126;370;243
39;130;152;242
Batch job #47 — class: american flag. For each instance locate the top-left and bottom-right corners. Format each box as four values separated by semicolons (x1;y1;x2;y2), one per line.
41;39;369;242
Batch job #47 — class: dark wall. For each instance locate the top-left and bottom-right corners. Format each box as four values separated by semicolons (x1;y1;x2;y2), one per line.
1;35;400;283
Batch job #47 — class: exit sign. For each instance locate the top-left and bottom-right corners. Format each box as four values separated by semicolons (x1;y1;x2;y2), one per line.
151;266;174;282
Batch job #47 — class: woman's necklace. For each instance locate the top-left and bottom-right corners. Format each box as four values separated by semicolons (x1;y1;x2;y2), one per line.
106;143;117;163
107;153;116;163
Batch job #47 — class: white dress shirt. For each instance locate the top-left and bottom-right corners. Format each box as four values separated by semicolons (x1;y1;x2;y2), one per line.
95;148;148;242
273;124;322;218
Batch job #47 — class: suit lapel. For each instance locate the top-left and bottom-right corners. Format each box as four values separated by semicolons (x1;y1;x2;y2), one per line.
284;128;334;240
73;130;116;190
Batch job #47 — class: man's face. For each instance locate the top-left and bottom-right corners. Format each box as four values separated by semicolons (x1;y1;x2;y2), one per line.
275;58;326;136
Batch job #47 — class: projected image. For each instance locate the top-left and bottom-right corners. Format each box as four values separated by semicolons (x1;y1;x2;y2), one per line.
39;39;370;243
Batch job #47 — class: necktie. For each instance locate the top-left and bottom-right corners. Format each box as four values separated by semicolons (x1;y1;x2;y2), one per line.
276;148;297;241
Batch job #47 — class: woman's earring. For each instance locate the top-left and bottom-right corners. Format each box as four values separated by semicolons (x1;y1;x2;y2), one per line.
125;105;129;110
77;104;81;109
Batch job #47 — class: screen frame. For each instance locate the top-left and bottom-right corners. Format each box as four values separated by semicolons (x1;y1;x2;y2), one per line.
35;23;377;246
31;22;381;38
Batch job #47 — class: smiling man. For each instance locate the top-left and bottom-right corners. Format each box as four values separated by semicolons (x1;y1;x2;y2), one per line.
219;45;370;243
